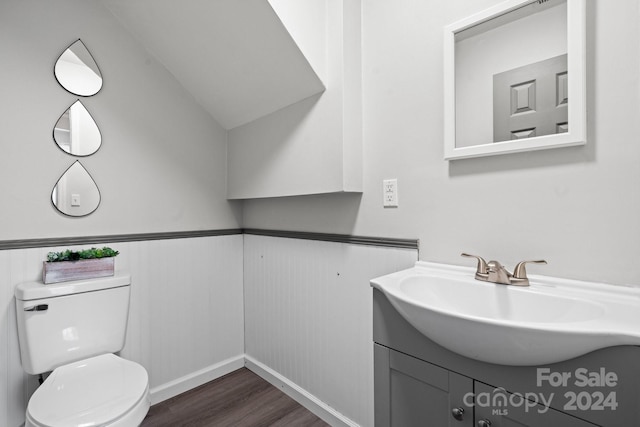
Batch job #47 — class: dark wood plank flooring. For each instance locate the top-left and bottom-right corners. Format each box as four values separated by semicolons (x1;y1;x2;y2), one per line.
141;368;330;427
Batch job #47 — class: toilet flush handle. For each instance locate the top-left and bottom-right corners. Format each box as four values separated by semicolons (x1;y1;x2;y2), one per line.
24;304;48;312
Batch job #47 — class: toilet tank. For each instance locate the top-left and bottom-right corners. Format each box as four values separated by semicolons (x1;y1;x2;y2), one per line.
15;274;131;375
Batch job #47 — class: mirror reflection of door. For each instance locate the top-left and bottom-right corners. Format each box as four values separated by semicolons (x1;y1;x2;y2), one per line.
454;0;567;148
493;54;568;142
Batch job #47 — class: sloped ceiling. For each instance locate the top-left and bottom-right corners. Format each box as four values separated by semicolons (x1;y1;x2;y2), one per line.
100;0;325;129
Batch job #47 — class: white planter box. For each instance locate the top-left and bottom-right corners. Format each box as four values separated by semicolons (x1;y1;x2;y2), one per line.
42;257;115;284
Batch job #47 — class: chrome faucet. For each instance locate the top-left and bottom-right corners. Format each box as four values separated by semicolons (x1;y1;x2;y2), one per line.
461;253;547;286
487;260;512;285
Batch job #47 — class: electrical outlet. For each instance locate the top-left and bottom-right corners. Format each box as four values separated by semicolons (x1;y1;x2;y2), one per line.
71;194;81;207
383;179;398;207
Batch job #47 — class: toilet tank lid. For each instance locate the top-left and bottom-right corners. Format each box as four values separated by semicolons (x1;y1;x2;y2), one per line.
15;274;131;301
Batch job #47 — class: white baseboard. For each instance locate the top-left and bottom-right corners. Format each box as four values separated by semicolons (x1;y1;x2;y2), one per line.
149;355;245;405
244;355;360;427
148;354;360;427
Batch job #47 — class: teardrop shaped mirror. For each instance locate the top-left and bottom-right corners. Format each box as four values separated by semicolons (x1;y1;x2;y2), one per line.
54;39;103;96
53;100;102;156
51;161;101;217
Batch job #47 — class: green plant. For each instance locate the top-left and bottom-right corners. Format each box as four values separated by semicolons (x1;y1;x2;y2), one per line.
46;246;119;262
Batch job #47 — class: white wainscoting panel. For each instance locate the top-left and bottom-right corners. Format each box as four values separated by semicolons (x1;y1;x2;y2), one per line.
243;235;418;427
116;235;245;401
0;247;42;427
2;232;414;426
0;234;244;426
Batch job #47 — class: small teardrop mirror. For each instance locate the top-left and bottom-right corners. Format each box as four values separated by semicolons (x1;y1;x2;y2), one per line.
54;39;103;96
53;100;102;156
51;161;101;217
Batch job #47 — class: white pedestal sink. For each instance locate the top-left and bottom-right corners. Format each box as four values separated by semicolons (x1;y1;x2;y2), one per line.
371;261;640;366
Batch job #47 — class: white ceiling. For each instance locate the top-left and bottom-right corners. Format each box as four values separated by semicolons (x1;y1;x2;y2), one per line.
100;0;325;129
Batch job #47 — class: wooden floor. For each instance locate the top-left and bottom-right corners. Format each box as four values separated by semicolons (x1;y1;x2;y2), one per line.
141;368;330;427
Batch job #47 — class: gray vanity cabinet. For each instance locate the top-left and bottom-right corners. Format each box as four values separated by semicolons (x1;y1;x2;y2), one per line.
373;289;640;427
374;344;473;426
374;345;595;427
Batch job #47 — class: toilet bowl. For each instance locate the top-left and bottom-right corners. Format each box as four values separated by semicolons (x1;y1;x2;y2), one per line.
15;275;150;427
25;354;150;427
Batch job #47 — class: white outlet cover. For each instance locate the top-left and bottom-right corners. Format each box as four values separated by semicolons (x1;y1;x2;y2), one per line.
383;179;398;207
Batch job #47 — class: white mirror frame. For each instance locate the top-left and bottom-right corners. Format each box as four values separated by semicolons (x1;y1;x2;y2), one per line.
444;0;586;160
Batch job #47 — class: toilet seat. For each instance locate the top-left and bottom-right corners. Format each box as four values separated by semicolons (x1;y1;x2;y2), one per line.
26;353;150;427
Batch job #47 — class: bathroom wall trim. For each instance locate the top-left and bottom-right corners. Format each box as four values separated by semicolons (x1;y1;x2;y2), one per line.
0;229;243;251
0;228;418;251
245;356;360;427
243;228;419;250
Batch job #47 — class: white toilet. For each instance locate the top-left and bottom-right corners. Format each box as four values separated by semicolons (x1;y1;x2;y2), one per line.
15;274;150;427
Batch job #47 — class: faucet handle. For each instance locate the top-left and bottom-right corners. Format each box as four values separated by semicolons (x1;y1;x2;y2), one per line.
511;260;547;285
461;253;489;280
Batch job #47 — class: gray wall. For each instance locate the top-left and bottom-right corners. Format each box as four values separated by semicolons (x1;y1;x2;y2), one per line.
0;0;241;241
242;0;640;286
0;5;245;426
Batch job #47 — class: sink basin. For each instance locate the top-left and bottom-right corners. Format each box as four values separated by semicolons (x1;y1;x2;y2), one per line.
371;261;640;366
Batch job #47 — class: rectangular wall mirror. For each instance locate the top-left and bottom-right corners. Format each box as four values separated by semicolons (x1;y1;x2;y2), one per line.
443;0;586;160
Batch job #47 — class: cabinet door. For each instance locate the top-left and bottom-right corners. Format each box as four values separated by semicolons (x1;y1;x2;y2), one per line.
474;382;598;427
375;344;473;427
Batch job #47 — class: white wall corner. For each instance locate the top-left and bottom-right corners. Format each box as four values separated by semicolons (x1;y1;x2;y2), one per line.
342;0;363;192
227;0;363;199
245;356;361;427
267;0;328;83
102;0;324;130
